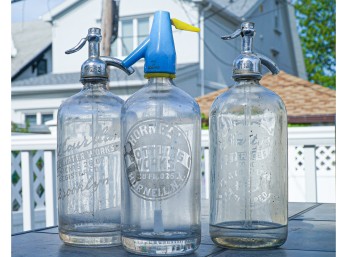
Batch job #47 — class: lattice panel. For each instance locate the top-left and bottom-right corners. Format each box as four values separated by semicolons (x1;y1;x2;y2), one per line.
11;151;47;212
316;146;336;172
32;150;45;209
294;146;305;173
11;152;22;211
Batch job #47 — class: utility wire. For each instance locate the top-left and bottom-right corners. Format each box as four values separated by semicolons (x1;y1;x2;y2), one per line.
117;0;296;72
173;0;290;69
203;2;233;21
174;0;194;24
203;38;233;66
173;1;234;33
205;2;296;71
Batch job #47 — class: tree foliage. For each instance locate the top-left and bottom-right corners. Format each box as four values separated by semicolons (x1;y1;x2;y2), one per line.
294;0;336;88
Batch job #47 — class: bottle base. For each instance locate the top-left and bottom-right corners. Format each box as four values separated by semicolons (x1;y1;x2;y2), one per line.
59;229;121;247
122;235;200;256
210;221;287;249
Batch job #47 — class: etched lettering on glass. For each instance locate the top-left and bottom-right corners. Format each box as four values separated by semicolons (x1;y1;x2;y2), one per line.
124;119;192;201
217;114;275;207
57;119;119;214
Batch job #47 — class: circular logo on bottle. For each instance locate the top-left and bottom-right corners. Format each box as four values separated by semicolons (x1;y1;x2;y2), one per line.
124;119;192;201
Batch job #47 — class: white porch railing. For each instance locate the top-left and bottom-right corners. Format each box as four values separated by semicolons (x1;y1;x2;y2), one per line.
11;132;57;234
11;126;335;234
201;126;336;202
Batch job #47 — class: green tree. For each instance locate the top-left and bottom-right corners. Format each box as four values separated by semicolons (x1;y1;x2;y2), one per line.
294;0;336;89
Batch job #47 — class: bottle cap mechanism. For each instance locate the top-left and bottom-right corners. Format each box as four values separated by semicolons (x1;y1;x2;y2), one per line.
66;27;134;82
122;10;200;78
222;22;280;79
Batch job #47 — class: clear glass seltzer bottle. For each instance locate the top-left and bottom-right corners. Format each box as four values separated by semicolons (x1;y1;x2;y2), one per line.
57;27;133;247
209;22;288;249
121;76;201;255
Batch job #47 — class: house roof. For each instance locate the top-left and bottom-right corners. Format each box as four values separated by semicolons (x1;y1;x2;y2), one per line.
196;71;336;123
11;20;52;78
42;0;86;22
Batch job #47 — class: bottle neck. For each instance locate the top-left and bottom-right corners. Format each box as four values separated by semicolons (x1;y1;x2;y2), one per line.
241;35;253;54
82;80;108;90
147;77;175;89
234;78;260;86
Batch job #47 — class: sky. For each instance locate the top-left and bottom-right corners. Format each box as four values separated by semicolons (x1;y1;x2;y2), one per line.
11;0;65;23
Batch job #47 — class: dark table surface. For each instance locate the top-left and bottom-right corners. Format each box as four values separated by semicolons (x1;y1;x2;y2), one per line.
12;200;336;257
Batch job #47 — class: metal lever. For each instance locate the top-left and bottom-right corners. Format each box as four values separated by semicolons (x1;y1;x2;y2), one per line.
221;29;241;40
65;38;87;54
221;22;279;79
64;27;134;80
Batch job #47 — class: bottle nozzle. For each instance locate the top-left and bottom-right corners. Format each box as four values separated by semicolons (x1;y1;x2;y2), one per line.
65;27;134;81
121;11;200;77
257;53;280;75
221;22;279;79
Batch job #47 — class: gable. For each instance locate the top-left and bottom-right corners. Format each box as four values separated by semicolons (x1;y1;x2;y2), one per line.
11;20;52;79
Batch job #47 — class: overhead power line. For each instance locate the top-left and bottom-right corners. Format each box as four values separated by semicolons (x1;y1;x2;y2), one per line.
202;1;296;71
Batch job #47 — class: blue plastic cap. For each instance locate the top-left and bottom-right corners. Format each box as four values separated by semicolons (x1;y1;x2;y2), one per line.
145;11;176;74
122;11;176;74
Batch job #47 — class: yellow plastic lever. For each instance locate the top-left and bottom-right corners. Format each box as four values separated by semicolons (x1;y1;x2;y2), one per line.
171;18;200;32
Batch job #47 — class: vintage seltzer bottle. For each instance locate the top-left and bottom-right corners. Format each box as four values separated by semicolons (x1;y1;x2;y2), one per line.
56;28;134;247
209;22;288;249
119;11;201;255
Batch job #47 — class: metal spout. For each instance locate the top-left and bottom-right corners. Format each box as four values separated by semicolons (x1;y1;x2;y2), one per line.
221;22;279;79
66;27;134;82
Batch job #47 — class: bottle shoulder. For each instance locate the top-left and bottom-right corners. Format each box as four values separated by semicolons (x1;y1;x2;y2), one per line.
58;88;124;115
211;83;286;115
123;84;201;116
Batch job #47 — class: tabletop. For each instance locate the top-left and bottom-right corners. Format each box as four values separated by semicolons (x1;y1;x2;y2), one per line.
12;200;336;257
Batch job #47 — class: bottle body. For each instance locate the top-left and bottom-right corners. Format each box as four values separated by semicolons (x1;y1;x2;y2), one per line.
121;78;201;255
57;82;123;247
209;79;288;249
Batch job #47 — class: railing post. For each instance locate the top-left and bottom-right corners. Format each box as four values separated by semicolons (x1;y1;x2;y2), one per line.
303;145;317;202
288;146;297;201
21;151;34;231
44;151;57;227
204;148;210;199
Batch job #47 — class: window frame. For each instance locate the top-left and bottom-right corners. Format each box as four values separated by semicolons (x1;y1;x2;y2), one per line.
112;14;153;59
23;111;55;126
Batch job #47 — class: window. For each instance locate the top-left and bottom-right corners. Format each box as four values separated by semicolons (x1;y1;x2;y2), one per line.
42;114;53;124
31;57;48;76
112;16;151;57
138;17;149;45
24;112;54;126
37;59;47;76
25;115;37;125
121;19;133;56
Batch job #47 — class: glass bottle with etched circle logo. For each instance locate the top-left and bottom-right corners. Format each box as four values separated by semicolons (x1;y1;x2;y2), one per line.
57;28;134;247
119;11;201;256
209;22;288;249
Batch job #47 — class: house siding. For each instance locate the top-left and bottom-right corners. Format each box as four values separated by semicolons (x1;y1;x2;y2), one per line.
203;0;303;95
